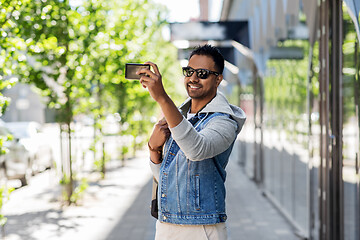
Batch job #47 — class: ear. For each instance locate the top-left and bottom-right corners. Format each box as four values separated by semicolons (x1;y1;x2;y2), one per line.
215;74;223;87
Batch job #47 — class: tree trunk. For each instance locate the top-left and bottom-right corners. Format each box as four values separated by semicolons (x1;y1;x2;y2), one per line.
67;121;73;204
101;140;105;178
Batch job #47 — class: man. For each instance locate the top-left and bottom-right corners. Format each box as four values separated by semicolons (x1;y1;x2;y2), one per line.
138;44;246;240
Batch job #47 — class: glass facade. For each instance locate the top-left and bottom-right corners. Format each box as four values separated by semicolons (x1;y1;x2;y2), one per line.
236;3;360;238
226;2;360;239
342;7;360;240
262;40;311;234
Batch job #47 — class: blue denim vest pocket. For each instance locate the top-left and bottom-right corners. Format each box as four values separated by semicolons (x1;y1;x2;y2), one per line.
192;159;220;212
194;174;200;210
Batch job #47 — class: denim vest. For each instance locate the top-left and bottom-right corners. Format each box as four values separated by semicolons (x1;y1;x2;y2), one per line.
158;112;235;225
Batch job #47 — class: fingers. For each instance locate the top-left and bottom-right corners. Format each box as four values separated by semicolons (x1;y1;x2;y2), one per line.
149;119;170;149
139;78;147;89
138;69;158;89
139;75;155;89
158;118;167;125
137;68;157;79
157;123;169;134
136;62;160;79
145;61;160;75
138;61;166;103
154;117;168;128
155;118;169;136
164;130;171;138
161;127;170;138
161;123;169;130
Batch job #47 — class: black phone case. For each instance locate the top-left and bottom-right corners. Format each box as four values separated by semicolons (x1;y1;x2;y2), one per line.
125;63;150;80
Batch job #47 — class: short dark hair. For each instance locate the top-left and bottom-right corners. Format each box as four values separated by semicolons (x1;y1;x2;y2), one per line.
189;44;225;74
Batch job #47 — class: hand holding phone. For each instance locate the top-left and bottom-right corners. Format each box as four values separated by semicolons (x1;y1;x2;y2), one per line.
132;61;169;106
125;63;150;80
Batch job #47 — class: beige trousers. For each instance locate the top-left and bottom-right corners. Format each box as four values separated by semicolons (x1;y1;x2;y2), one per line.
155;220;228;240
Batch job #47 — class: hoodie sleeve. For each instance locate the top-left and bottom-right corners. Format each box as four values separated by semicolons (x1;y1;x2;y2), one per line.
149;160;160;182
169;115;238;161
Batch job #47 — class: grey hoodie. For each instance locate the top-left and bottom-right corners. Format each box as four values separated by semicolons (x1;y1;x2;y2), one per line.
150;92;246;179
171;91;246;160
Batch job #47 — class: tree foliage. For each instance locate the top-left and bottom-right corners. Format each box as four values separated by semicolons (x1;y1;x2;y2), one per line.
0;0;181;203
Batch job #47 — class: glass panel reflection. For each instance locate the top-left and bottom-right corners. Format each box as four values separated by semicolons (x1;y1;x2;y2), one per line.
263;39;310;234
342;7;360;240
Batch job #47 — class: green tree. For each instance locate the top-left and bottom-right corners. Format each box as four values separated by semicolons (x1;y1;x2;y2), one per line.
0;0;31;118
2;0;181;204
0;1;27;235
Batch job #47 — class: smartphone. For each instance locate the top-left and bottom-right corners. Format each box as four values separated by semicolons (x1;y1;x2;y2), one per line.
125;63;150;80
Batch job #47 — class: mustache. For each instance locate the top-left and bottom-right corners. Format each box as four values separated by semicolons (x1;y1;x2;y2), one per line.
187;80;202;85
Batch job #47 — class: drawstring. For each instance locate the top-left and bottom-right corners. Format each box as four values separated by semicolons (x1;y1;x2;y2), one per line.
188;112;209;129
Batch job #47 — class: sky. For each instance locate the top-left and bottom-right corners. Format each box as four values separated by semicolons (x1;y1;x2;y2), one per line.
153;0;223;22
70;0;222;23
153;0;200;22
153;0;223;44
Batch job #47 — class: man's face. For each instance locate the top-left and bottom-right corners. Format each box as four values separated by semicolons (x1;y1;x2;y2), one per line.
184;54;222;102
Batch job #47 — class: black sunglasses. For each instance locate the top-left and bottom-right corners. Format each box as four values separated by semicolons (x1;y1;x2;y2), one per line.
182;67;219;79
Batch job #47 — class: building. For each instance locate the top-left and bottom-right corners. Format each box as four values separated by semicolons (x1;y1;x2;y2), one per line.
171;0;360;239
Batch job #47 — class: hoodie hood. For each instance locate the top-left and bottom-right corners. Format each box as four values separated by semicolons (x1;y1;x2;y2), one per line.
179;92;246;133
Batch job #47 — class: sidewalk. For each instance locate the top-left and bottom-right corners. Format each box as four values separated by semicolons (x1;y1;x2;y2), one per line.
3;148;299;240
3;152;154;240
225;150;299;240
